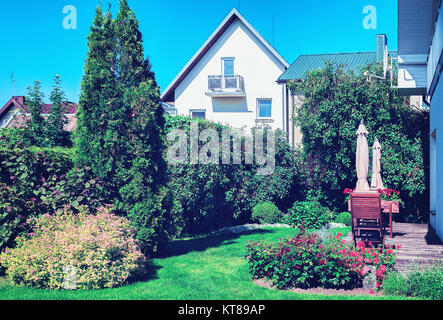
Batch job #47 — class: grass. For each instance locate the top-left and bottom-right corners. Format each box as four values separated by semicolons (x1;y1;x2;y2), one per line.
0;226;415;300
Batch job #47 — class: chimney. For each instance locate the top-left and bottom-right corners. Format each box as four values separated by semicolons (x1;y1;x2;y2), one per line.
376;34;387;63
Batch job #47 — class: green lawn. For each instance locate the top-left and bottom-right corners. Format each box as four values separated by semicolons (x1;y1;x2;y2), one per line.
0;227;413;300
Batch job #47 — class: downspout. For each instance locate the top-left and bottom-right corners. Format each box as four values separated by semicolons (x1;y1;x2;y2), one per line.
285;85;289;135
281;85;285;132
422;95;431;107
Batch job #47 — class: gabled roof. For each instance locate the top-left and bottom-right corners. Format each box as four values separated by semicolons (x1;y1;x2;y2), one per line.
0;96;77;119
278;51;398;83
161;8;289;103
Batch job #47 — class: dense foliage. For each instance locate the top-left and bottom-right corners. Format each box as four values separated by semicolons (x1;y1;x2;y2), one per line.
18;77;72;148
251;202;281;224
282;191;332;229
245;228;396;290
335;211;352;226
0;147;103;255
288;62;430;222
46;75;70;147
74;1;170;254
0;206;145;289
165;115;305;236
383;262;443;299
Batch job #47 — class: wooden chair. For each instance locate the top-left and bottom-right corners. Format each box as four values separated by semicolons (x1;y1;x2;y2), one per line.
350;193;385;248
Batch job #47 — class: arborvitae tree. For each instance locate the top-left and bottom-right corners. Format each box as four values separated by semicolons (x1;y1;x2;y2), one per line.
25;80;46;146
75;2;170;254
75;5;120;173
47;75;69;147
112;0;170;253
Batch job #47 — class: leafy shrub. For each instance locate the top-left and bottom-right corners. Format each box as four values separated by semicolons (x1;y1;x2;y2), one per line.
0;185;36;255
0;148;73;253
335;212;352;226
283;191;332;229
0;206;146;289
0;148;105;257
165;115;305;236
383;262;443;299
245;228;396;290
251;202;281;224
0;128;29;149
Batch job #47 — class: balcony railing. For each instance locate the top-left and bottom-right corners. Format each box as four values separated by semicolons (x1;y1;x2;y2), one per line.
206;74;245;97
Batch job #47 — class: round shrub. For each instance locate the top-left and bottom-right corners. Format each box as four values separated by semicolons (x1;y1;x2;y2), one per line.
335;211;352;226
251;202;281;224
0;206;145;290
283;195;332;230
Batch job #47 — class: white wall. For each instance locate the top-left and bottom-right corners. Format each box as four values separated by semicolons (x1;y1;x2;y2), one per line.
174;18;287;132
430;76;443;240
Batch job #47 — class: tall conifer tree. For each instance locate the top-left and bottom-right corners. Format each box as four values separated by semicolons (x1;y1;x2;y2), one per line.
47;74;68;147
75;2;170;254
25;80;46;146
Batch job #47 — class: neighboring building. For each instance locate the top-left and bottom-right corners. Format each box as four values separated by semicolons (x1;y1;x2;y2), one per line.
161;8;290;132
397;0;443;241
277;34;399;147
0;96;78;132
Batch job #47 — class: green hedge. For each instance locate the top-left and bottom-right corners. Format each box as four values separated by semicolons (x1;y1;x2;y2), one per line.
0;147;105;256
165;115;305;236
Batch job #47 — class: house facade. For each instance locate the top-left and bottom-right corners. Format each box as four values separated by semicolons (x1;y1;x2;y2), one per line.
0;96;78;132
397;0;443;241
161;9;290;132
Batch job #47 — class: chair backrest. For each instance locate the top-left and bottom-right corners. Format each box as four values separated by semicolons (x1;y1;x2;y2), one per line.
350;193;381;220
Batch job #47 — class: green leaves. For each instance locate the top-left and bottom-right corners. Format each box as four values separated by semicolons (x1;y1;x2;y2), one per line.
289;62;430;221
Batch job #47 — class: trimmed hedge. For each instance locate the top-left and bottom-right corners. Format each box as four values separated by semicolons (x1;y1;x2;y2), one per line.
165;115;305;236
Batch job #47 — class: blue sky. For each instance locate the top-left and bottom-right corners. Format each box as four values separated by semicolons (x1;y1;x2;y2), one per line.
0;0;397;105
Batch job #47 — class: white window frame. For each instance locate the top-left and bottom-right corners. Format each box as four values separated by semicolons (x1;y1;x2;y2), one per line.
221;57;235;75
190;109;206;119
256;98;272;119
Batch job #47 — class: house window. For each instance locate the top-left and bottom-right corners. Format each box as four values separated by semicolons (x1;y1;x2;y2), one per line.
190;109;206;119
222;57;235;75
257;99;272;118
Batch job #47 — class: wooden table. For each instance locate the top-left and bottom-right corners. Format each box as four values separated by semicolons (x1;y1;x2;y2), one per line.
381;201;399;239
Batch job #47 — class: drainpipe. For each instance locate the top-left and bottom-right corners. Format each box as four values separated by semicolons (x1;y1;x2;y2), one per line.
281;85;285;132
422;95;431;107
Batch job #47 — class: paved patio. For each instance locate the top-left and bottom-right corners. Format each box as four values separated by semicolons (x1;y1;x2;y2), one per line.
345;222;443;271
388;222;442;271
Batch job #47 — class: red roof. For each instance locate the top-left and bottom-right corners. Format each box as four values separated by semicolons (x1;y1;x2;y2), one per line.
0;96;78;132
0;96;78;118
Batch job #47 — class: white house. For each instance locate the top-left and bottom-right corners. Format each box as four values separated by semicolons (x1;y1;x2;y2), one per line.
161;9;290;132
397;0;443;241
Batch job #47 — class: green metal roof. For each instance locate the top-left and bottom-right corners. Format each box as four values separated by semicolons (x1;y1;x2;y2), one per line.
278;51;398;83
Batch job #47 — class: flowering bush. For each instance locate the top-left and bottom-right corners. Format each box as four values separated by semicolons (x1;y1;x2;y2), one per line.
377;188;404;206
343;188;354;202
0;206;146;290
245;228;396;290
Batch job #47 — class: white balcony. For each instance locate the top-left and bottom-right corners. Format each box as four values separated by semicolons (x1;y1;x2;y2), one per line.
205;74;246;97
